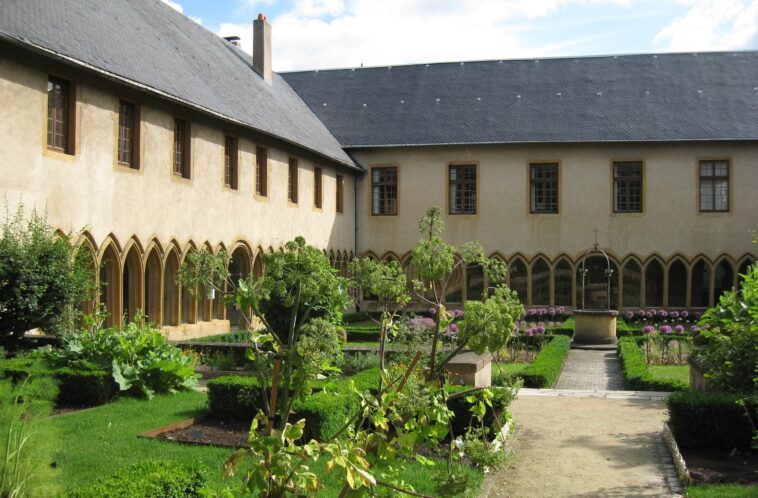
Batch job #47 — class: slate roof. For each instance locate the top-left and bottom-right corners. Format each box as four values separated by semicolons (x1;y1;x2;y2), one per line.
282;52;758;148
0;0;357;169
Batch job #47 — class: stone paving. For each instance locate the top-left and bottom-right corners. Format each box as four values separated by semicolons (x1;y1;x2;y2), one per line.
481;347;682;497
554;349;625;391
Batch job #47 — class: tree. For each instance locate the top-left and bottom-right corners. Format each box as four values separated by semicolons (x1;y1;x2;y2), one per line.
0;205;93;349
409;207;518;377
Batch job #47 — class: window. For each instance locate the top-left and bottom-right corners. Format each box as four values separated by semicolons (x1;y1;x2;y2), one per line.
530;163;558;213
224;136;238;189
699;160;729;212
314;167;323;209
173;118;190;178
288;158;298;203
448;164;476;215
613;161;642;212
118;100;139;168
255;147;267;196
336;174;344;213
47;76;74;154
371;167;398;215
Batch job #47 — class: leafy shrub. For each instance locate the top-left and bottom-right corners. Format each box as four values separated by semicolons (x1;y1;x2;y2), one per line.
667;390;758;451
0;356;114;406
345;328;381;342
0;372;60;497
67;460;207;498
0;205;94;349
463;428;507;468
618;337;688;391
338;352;380;374
45;318;198;398
292;387;358;440
207;375;267;421
518;335;571;388
446;384;518;437
695;263;758;394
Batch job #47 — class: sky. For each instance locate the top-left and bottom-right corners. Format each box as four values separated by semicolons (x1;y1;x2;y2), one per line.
160;0;758;71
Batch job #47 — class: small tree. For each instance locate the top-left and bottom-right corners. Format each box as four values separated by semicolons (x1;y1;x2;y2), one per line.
409;207;518;377
0;205;93;349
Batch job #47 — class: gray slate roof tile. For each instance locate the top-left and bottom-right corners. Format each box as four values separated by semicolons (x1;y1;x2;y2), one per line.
0;0;357;169
282;53;758;147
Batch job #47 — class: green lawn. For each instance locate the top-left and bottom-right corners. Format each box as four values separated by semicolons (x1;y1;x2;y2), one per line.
647;364;689;386
687;484;758;498
492;362;529;386
51;391;482;496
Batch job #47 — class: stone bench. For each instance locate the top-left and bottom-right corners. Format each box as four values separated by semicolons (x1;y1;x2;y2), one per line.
445;351;493;387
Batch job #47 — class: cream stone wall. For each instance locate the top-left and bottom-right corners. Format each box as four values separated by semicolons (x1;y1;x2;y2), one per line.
0;56;355;335
352;143;757;308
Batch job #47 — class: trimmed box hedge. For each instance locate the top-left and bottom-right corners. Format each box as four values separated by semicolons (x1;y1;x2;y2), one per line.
0;357;114;406
206;375;267;420
518;335;571;388
667;391;758;452
617;337;688;392
67;460;207;497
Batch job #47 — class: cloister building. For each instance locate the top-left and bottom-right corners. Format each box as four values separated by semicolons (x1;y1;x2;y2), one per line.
1;0;756;338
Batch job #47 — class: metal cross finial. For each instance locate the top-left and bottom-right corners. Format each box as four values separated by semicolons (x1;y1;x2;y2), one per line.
593;229;599;250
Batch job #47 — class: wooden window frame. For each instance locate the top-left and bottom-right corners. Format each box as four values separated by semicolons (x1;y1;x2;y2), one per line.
448;163;477;215
336;174;344;214
613;161;643;213
314;167;323;209
46;76;76;155
288;157;299;204
117;99;140;169
224;135;239;189
371;166;398;216
173;118;191;179
698;159;730;212
529;162;559;214
255;147;268;197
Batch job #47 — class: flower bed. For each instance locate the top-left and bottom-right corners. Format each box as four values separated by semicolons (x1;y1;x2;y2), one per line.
617;337;689;391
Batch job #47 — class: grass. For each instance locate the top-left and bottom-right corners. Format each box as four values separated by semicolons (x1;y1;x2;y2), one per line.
492;362;528;385
51;391;482;496
647;364;689;386
686;484;758;498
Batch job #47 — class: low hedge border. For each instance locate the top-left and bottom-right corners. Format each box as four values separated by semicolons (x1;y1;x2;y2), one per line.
667;391;758;452
67;460;207;498
345;328;380;342
617;337;688;392
0;357;115;406
517;335;571;388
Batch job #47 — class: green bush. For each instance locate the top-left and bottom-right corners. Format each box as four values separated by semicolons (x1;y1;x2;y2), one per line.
45;319;198;398
0;205;94;349
667;391;758;451
446;385;516;437
618;337;688;391
345;328;381;342
518;335;571;388
292;387;358;440
207;375;267;421
0;356;114;406
67;460;207;498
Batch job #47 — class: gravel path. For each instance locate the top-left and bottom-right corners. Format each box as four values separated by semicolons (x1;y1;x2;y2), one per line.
485;394;680;497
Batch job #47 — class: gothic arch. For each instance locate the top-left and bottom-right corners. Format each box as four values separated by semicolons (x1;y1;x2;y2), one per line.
530;255;551;306
666;256;689;308
144;244;163;326
163;245;181;326
690;257;712;308
98;237;122;328
122;241;144;324
643;256;665;307
552;255;574;307
507;254;528;305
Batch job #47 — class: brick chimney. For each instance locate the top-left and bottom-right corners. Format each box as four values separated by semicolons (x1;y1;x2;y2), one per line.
253;13;272;83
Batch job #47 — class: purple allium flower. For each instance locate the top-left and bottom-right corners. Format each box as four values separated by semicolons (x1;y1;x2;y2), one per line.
557;306;565;314
447;323;459;334
643;325;656;335
646;312;653;318
681;310;689;319
549;307;556;315
512;326;520;336
650;309;658;316
428;307;437;316
674;325;685;334
525;329;534;337
625;311;634;320
535;326;545;335
690;325;700;333
659;310;668;318
527;308;535;316
450;308;463;319
670;311;680;319
555;321;563;327
638;310;646;317
695;312;702;319
548;321;555;327
660;325;672;334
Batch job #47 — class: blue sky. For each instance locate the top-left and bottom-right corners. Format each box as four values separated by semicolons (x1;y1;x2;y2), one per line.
161;1;758;71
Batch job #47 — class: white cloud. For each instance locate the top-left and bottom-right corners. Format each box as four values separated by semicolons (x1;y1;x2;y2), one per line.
654;0;758;51
218;0;629;71
161;0;184;14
